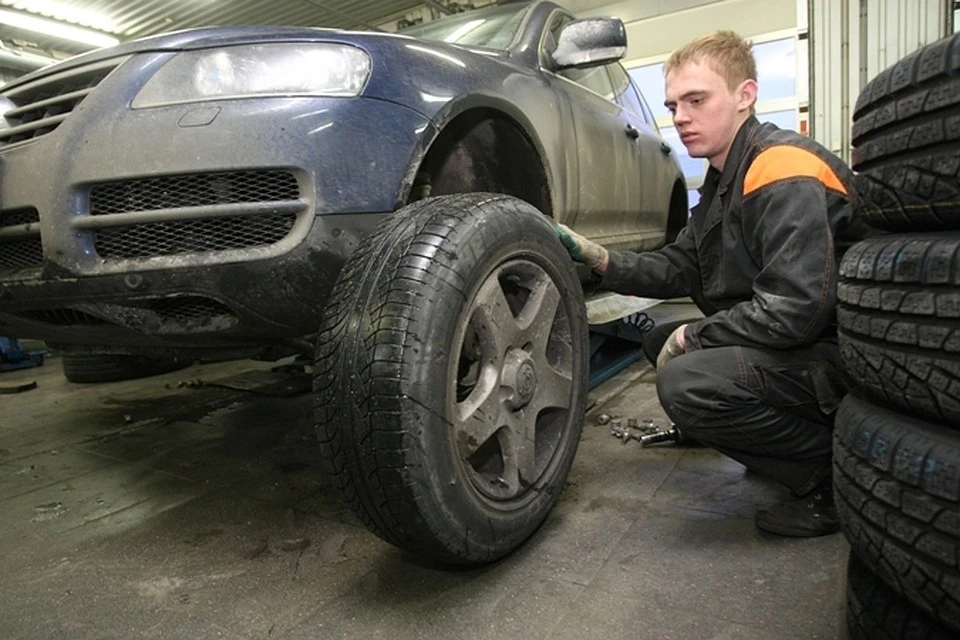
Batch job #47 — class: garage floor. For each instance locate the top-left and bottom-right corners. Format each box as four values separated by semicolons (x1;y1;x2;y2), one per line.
1;310;849;640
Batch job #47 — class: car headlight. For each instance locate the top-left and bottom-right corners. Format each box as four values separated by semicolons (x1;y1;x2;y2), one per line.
132;43;372;108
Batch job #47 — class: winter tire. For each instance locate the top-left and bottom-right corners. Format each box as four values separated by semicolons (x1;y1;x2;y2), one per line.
852;32;960;231
313;193;589;565
838;233;960;426
847;551;953;640
60;352;189;383
834;389;960;630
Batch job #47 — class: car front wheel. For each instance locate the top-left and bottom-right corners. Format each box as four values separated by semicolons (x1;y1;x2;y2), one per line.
313;193;588;565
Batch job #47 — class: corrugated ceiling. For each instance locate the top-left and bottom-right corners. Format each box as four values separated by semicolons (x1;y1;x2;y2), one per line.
0;0;450;58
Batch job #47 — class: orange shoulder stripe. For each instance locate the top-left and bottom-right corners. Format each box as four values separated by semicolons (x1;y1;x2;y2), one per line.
742;145;847;197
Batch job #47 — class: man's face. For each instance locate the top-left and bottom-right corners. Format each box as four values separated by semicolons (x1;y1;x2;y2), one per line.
665;60;755;170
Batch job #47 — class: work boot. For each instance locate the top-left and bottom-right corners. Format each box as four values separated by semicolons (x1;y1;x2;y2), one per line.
754;478;839;538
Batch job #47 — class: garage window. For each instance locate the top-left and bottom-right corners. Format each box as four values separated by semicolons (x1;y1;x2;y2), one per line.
754;38;796;102
757;108;798;130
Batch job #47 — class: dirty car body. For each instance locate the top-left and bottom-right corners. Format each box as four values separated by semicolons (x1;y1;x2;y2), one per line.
0;1;685;358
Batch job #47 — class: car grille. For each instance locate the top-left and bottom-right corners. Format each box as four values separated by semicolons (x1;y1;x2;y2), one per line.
90;170;301;215
93;213;299;259
19;308;107;326
86;170;303;260
0;58;122;147
15;296;237;331
0;207;42;273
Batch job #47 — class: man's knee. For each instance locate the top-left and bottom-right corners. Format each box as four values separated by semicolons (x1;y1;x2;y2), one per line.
654;352;750;452
654;353;702;417
654;348;747;423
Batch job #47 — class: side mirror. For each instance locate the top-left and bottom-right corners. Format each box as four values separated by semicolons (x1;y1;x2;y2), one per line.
551;17;627;70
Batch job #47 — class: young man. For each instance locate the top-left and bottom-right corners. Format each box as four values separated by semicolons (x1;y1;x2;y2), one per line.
558;31;870;537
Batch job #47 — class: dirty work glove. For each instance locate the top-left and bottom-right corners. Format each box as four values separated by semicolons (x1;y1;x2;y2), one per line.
554;223;608;271
656;324;688;370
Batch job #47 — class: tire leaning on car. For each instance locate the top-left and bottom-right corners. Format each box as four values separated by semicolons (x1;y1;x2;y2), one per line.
313;193;589;565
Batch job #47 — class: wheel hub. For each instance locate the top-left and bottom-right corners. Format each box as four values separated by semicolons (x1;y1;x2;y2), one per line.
503;348;537;410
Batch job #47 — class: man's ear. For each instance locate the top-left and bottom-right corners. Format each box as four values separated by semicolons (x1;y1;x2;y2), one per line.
738;78;758;113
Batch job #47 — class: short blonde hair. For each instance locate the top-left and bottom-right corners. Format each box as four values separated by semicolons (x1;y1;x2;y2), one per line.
665;30;757;95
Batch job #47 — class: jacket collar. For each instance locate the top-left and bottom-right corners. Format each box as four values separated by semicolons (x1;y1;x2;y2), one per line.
692;115;762;242
713;115;761;195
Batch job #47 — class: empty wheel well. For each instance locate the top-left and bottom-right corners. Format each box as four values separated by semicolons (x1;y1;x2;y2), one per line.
665;181;689;243
408;109;552;216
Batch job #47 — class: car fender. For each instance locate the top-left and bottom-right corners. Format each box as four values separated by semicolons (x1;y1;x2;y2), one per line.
394;90;561;215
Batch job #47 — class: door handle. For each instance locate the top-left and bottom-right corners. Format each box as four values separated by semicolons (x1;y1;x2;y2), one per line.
660;142;672;155
625;124;640;140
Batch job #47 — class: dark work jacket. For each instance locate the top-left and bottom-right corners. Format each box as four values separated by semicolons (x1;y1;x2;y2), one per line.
601;116;872;351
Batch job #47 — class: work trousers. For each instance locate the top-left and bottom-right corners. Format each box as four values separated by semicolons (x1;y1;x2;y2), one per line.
643;320;848;495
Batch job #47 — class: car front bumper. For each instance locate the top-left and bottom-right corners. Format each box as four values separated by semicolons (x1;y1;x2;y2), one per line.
0;52;435;350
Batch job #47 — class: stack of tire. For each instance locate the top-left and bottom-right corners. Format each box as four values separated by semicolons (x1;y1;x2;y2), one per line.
837;32;960;639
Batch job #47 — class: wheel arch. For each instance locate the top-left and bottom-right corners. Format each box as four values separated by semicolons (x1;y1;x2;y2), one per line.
398;95;555;217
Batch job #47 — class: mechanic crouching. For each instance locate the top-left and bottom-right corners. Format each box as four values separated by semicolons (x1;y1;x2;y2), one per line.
557;31;872;537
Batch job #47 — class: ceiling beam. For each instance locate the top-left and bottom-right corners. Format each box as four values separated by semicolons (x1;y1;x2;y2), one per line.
0;8;118;48
297;0;387;31
422;1;453;15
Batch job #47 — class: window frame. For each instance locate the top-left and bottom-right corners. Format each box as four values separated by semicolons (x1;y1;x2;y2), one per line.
538;9;618;102
538;9;575;69
607;62;652;124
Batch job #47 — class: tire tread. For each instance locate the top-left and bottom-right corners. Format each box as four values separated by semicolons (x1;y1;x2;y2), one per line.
838;234;960;425
852;33;960;230
847;551;954;640
834;391;960;631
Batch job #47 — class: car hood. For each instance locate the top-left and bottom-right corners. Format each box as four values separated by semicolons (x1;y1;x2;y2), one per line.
5;25;510;91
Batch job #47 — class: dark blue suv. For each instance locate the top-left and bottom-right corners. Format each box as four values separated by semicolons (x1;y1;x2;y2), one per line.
0;1;685;563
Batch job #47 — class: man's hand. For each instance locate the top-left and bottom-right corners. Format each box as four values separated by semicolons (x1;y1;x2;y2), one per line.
554;223;609;272
657;324;688;370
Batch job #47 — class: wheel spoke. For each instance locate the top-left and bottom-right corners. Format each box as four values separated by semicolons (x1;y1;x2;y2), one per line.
499;416;537;496
516;275;561;350
472;273;521;352
529;363;573;414
455;365;505;459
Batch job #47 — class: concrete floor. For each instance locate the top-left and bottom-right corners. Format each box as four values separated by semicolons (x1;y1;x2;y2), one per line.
1;327;850;639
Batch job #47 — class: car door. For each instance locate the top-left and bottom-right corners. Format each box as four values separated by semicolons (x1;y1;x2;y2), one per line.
539;14;640;241
607;62;675;250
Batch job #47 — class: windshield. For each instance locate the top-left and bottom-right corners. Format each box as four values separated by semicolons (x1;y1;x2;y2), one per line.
398;3;531;50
